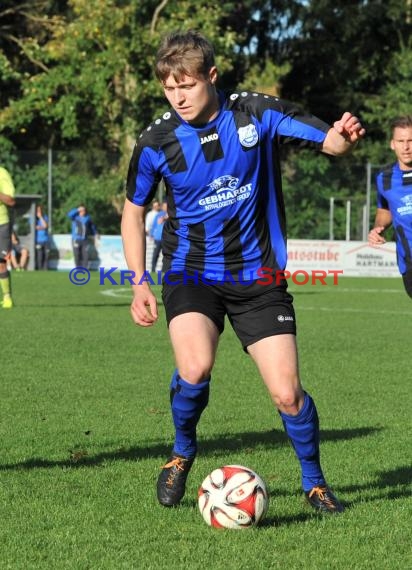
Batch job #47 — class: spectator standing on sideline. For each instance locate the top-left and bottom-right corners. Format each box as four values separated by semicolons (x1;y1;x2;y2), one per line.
35;204;49;270
67;204;97;268
145;200;161;238
122;30;365;513
150;202;168;273
0;165;16;308
368;116;412;298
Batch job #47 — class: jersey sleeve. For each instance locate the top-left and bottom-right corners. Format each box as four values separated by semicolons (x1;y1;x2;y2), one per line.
268;98;330;149
375;173;389;210
126;136;162;206
67;208;78;220
230;93;330;149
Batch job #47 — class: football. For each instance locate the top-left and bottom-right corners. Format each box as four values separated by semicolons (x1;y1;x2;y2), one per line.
198;465;269;529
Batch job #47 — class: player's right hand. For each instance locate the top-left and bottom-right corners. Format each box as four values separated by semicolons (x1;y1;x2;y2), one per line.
368;226;386;246
130;285;158;327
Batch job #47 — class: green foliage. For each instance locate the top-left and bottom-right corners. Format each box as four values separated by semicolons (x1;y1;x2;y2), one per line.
0;0;238;150
282;150;366;240
241;59;291;95
0;136;18;171
361;43;412;166
1;0;411;234
279;0;412;124
6;148;123;234
1;0;136;146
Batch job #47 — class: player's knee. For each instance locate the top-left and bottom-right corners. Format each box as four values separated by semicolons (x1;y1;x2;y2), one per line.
272;385;303;414
178;363;212;384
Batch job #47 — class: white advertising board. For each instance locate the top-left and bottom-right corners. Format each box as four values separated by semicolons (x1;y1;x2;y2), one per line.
48;235;399;277
286;240;398;277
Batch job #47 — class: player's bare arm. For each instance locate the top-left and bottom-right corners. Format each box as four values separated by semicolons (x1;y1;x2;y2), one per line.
0;192;15;207
322;112;366;156
121;199;158;326
368;208;393;246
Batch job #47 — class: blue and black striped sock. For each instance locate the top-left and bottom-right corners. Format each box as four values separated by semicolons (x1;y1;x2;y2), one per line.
279;392;326;492
170;369;210;458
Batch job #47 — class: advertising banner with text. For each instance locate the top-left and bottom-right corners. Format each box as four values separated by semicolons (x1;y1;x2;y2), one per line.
286;240;398;277
49;236;398;277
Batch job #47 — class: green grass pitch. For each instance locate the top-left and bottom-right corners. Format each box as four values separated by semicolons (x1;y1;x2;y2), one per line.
1;271;411;569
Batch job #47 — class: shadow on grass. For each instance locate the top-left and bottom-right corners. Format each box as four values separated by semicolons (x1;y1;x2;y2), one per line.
261;512;317;527
3;426;408;526
340;465;412;507
0;426;381;472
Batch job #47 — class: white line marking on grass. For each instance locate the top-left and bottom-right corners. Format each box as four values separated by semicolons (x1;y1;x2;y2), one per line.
100;288;163;304
101;288;131;298
329;287;404;294
290;287;404;294
100;288;410;316
299;306;412;316
104;286;403;297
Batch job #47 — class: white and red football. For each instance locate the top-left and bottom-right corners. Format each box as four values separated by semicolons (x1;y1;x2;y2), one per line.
198;465;269;529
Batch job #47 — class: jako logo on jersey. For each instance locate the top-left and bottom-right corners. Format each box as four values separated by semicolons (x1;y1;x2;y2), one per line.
200;133;219;145
238;124;259;148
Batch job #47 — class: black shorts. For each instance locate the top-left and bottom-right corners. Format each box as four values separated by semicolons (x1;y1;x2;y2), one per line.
0;222;11;261
162;277;296;350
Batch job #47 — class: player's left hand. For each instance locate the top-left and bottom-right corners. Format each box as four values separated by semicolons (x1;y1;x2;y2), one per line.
333;112;366;144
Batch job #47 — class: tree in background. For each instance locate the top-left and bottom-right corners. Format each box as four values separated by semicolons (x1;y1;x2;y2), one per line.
0;0;411;236
0;0;240;232
361;43;412;166
0;0;239;151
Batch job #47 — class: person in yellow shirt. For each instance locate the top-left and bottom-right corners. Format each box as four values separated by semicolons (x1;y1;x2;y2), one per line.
0;166;16;308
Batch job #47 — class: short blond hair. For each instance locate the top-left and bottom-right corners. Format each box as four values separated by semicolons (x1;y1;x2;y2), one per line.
155;30;215;83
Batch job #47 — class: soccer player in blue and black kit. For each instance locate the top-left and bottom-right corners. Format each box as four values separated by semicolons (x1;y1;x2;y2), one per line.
122;31;366;513
368;116;412;298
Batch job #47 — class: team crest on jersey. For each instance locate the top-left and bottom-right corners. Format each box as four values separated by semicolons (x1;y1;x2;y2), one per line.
237;124;258;148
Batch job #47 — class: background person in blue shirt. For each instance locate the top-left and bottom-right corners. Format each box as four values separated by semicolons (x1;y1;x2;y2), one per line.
67;204;97;269
368;116;412;297
35;204;49;270
150;201;168;272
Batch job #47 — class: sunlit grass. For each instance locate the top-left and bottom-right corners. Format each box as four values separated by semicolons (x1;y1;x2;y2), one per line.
0;272;410;569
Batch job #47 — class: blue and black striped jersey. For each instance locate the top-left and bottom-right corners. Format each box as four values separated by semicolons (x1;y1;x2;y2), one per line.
376;163;412;273
126;90;330;278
